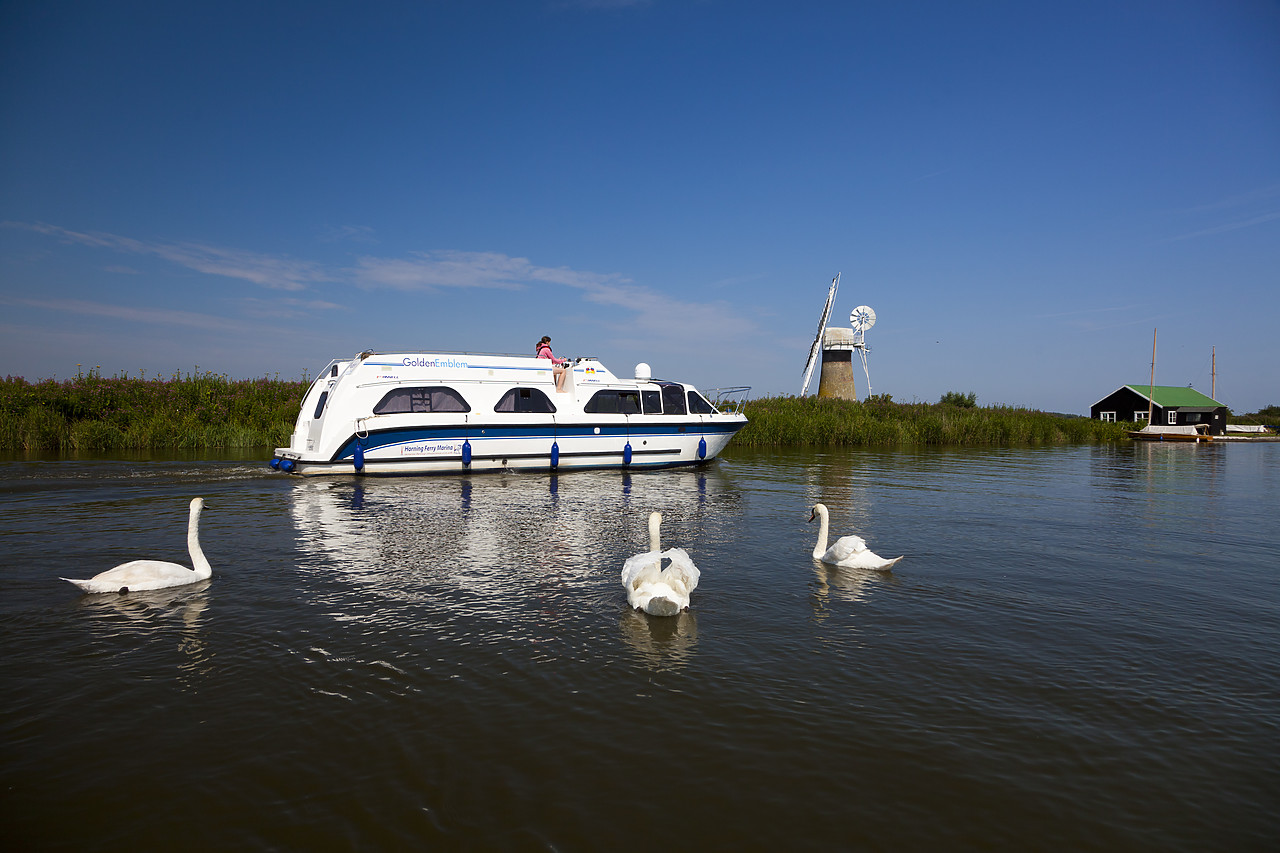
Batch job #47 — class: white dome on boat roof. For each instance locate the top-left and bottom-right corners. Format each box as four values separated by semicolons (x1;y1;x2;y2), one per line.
635;363;652;381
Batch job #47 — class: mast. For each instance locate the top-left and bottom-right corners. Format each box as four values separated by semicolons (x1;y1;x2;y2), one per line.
1147;327;1156;423
1212;346;1216;399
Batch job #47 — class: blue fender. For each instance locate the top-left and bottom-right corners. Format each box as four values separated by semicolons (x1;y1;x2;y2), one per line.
550;441;560;469
353;440;364;472
697;437;707;459
462;439;472;466
269;457;280;470
281;458;296;473
623;442;633;466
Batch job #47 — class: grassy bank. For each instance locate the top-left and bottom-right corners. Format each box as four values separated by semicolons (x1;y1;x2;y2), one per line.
0;370;308;453
3;372;1144;453
736;395;1134;447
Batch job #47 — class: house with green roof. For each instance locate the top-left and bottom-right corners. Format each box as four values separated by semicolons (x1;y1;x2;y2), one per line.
1090;385;1228;435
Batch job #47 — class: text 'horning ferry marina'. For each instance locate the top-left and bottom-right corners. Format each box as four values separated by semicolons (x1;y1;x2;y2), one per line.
269;350;749;476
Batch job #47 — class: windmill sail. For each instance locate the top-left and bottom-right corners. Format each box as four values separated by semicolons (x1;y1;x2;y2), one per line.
800;273;840;395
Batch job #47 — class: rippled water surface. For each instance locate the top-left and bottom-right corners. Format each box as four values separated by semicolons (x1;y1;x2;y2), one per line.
2;443;1278;851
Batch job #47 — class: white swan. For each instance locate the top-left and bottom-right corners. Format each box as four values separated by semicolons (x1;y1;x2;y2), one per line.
621;511;700;616
62;498;212;594
808;503;902;570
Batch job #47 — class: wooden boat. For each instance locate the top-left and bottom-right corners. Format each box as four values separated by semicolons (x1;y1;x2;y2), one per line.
1128;424;1213;442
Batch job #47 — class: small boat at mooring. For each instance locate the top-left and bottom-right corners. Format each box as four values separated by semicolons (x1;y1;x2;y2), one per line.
269;350;748;476
1128;424;1213;442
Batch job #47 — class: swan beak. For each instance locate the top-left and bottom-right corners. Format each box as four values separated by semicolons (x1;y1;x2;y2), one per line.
807;508;817;523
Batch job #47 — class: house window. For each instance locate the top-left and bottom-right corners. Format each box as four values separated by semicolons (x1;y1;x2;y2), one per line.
373;386;470;415
1100;411;1115;422
1167;410;1177;425
1134;411;1148;422
494;387;557;414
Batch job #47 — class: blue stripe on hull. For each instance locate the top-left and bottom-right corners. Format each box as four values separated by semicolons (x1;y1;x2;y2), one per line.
331;421;743;462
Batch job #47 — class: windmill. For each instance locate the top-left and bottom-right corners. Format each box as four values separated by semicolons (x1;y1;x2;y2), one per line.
800;274;879;401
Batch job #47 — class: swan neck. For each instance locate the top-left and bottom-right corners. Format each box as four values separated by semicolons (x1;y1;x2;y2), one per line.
648;513;661;553
812;507;830;559
187;504;211;578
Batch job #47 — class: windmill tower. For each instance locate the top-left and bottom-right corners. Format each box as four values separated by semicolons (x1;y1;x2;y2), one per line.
801;274;878;401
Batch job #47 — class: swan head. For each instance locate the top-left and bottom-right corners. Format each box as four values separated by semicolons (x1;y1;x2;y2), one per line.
809;503;827;523
190;497;204;512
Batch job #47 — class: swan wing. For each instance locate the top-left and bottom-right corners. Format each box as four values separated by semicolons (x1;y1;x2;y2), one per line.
657;548;700;596
62;560;198;594
835;550;904;571
823;534;869;564
621;551;663;587
622;551;666;610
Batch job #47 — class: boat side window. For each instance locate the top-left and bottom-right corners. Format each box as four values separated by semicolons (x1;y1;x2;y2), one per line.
372;386;471;415
495;387;557;414
660;384;687;416
641;390;662;414
687;390;716;415
313;391;329;420
584;390;641;414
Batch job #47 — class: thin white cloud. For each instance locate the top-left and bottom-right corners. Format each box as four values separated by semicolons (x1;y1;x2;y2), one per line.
237;296;347;320
8;222;333;290
3;296;252;333
7;220;763;352
1165;211;1280;242
319;224;377;243
350;251;535;291
1179;183;1280;214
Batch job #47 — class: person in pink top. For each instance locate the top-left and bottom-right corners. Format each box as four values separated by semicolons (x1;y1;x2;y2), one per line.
536;335;568;392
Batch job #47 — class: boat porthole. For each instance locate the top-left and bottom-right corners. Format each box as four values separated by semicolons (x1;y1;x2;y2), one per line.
594;427;600;434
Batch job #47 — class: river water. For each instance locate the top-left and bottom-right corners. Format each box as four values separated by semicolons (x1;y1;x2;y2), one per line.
1;443;1277;851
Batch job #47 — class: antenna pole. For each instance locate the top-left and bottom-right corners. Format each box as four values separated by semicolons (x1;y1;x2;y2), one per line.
1147;327;1156;423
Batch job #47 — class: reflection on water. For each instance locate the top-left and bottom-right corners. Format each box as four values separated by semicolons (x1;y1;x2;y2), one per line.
808;559;887;618
289;467;744;656
72;581;213;686
618;608;698;671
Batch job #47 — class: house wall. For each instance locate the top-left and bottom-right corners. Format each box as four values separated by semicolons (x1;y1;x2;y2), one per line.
1091;388;1159;423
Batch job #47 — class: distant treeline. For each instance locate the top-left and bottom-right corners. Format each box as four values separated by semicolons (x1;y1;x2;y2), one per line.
0;370;308;452
734;395;1133;446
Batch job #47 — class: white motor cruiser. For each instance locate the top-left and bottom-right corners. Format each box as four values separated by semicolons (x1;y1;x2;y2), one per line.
269;351;748;476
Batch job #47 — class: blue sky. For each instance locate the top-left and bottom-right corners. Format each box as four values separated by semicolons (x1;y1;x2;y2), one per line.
2;0;1277;413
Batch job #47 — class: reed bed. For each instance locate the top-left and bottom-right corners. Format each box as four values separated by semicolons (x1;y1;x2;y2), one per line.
736;395;1133;447
3;371;1140;453
0;370;308;453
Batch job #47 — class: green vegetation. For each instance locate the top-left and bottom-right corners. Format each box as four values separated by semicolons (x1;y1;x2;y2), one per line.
0;369;1200;454
1231;404;1279;426
735;395;1133;447
0;368;307;453
939;390;977;408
